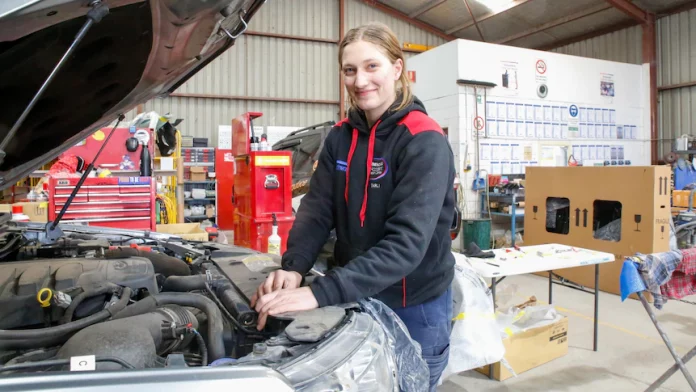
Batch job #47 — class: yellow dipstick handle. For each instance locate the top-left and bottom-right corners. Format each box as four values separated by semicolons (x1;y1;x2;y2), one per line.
37;288;53;308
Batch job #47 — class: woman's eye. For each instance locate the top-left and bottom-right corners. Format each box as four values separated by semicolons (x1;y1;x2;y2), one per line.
344;68;355;75
368;63;378;69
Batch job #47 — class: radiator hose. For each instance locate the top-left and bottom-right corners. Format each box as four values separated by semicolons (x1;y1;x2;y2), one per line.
112;292;225;361
162;274;257;326
105;248;190;277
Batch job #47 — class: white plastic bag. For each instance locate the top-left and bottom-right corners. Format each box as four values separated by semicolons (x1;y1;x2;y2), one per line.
441;262;505;380
495;305;561;338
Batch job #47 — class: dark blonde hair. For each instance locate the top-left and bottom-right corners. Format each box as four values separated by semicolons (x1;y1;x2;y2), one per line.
338;22;413;113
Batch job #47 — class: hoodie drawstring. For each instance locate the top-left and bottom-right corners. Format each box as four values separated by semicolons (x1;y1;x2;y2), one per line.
344;129;359;204
360;122;378;227
344;121;380;228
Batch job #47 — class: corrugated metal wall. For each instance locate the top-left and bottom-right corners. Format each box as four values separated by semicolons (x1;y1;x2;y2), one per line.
128;0;446;147
550;24;643;64
657;8;696;157
550;8;696;160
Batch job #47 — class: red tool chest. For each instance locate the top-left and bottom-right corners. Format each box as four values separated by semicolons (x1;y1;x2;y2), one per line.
229;112;295;254
48;177;156;230
233;151;294;253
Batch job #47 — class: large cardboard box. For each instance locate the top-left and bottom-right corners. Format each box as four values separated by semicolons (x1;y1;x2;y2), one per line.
476;316;569;381
156;223;209;241
524;166;671;295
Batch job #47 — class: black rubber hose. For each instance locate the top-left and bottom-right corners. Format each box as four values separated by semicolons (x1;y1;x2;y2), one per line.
60;283;118;324
162;275;206;292
0;335;71;350
162;275;257;326
0;287;131;344
112;292;225;361
194;330;208;366
105;248;190;277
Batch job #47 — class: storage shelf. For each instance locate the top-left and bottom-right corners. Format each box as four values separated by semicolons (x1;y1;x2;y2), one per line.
184;198;216;201
489;211;525;218
184;180;216;184
184;162;215;166
185;215;216;220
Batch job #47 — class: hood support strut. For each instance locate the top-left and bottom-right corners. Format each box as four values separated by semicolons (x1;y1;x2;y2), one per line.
44;114;125;244
0;0;110;165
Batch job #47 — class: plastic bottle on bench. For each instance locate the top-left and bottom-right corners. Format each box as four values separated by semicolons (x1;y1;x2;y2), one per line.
267;213;281;256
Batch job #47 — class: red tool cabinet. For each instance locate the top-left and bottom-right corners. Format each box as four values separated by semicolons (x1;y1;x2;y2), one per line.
228;112;295;254
49;177;156;230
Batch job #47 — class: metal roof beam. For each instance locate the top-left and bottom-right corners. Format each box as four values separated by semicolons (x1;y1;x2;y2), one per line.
445;0;535;35
496;3;612;44
604;0;649;23
361;1;456;41
409;0;447;18
462;0;485;41
538;0;696;51
535;19;639;50
658;0;696;17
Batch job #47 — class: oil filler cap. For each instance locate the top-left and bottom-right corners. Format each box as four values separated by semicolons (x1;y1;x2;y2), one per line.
37;288;53;308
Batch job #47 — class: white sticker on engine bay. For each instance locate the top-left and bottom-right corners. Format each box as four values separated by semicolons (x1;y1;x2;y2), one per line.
70;355;96;371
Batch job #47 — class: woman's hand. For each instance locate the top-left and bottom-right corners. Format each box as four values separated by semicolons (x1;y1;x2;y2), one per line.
254;287;319;330
250;270;303;307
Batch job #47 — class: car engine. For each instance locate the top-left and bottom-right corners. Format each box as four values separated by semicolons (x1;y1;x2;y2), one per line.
0;224;306;373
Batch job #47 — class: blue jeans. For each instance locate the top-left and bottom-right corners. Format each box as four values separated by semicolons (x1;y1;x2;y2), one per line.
393;287;452;392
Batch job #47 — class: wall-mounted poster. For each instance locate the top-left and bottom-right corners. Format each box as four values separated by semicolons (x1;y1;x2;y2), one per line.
601;73;615;97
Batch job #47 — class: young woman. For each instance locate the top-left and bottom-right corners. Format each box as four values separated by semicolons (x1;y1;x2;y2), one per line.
251;22;456;390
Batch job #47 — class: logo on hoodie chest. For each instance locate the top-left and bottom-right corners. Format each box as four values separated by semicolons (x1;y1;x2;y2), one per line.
370;158;388;181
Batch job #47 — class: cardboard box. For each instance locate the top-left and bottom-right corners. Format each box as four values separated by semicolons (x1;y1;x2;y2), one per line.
476;316;569;381
673;190;692;208
13;202;48;222
156;223;208;241
524;166;671;295
190;167;206;181
205;205;215;218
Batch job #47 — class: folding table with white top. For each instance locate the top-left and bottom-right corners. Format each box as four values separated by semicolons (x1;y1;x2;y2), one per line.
453;243;615;378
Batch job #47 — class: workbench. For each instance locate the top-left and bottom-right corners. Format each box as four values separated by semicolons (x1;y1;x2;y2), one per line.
453;244;615;379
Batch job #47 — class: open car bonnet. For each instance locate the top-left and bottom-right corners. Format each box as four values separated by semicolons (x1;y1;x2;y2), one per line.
0;0;265;189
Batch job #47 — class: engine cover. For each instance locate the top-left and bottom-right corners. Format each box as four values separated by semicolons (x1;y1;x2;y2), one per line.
0;257;157;329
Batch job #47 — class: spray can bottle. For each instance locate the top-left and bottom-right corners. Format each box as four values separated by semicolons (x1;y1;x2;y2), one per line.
267;213;281;255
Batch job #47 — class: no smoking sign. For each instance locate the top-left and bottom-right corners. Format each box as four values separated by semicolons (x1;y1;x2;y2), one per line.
536;59;547;75
473;116;484;131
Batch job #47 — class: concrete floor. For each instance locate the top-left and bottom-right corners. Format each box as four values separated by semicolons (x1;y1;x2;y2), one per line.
439;274;696;392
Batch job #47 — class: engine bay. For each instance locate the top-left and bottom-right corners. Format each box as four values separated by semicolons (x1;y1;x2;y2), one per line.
0;220;350;374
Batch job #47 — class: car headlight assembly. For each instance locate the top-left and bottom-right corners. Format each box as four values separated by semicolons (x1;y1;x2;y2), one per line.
277;312;399;391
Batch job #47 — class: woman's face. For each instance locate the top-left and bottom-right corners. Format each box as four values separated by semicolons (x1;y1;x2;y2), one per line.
341;40;403;118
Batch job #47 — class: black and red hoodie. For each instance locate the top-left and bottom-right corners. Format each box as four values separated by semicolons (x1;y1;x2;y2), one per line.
281;97;456;310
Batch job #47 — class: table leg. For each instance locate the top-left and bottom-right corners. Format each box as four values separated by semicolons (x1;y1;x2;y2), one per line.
548;270;553;305
637;291;696;391
594;264;599;352
511;203;516;247
489;277;497;380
